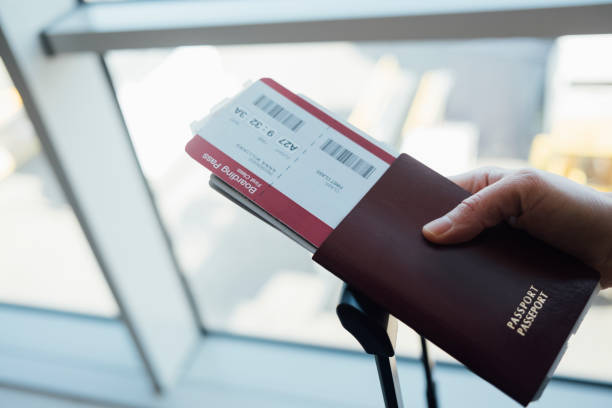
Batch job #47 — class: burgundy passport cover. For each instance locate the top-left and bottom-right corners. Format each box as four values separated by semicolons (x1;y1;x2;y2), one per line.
313;153;599;405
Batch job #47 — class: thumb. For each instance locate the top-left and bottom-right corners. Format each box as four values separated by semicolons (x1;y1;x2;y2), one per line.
422;177;524;244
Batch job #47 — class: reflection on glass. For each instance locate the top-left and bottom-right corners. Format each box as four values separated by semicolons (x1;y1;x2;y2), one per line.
105;38;612;382
0;59;117;316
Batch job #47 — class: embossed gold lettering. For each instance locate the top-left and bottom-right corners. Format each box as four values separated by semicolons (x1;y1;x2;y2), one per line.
506;286;549;337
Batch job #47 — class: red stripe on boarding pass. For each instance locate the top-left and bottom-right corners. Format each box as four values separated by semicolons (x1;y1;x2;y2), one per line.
260;78;396;165
186;135;333;247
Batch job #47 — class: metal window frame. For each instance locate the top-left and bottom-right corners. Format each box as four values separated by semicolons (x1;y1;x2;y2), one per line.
0;0;200;394
2;303;612;407
41;0;612;55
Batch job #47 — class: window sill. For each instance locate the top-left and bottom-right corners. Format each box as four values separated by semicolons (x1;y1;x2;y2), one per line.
1;305;611;407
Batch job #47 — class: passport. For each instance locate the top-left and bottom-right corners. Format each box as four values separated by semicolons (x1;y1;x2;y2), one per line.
312;153;600;406
186;78;600;406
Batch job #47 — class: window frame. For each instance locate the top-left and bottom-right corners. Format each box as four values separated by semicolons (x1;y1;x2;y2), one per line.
0;0;200;394
2;303;612;407
42;0;612;53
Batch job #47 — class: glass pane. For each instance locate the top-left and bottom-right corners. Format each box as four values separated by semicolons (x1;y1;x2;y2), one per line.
0;58;117;317
105;37;612;382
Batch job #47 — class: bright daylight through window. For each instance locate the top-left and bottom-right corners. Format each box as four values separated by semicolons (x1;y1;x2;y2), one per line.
2;0;612;406
0;58;117;317
104;36;612;383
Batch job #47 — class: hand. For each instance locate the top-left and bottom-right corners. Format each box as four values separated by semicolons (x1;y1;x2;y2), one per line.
422;167;612;289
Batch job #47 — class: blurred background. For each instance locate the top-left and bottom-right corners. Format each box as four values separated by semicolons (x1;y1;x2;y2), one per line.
3;33;612;386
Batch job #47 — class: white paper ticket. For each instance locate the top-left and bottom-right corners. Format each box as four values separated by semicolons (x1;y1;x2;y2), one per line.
186;78;398;247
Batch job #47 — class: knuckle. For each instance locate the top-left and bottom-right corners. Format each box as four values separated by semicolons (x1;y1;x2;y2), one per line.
513;168;544;193
483;166;503;186
463;193;483;212
473;166;506;188
488;166;507;180
453;193;483;219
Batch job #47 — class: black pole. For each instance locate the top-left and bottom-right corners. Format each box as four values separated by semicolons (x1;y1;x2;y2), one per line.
420;336;438;408
375;354;404;408
337;285;439;408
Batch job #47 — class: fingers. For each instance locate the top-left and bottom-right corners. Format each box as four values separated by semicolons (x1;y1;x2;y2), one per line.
450;166;511;193
423;173;528;244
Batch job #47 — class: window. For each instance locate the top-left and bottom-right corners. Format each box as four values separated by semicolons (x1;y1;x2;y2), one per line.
105;37;612;382
0;58;117;316
3;1;612;406
0;54;145;406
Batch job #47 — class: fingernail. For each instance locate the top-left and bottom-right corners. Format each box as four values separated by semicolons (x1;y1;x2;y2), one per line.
423;216;453;237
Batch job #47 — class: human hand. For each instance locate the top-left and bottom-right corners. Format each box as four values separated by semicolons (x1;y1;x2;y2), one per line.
422;167;612;289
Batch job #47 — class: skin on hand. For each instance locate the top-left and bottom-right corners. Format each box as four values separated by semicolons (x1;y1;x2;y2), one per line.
422;167;612;289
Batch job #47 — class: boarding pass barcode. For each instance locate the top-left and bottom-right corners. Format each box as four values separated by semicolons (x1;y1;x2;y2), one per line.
253;95;304;132
320;138;376;179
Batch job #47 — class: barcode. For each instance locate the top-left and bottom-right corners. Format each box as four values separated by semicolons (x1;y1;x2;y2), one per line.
253;95;304;132
320;138;376;179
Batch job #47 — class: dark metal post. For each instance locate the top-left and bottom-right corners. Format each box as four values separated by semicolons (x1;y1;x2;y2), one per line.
336;285;438;408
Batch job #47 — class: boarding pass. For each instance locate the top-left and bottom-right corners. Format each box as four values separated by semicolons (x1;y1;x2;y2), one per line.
185;78;398;247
